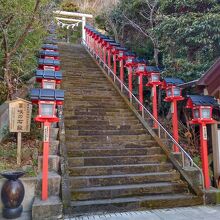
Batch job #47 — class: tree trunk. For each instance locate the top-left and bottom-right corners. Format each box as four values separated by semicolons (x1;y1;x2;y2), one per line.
153;39;160;66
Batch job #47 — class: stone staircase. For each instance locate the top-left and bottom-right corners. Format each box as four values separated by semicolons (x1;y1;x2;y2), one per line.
59;43;203;216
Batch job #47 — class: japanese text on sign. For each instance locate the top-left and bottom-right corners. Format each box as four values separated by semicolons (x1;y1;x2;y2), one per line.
9;99;32;132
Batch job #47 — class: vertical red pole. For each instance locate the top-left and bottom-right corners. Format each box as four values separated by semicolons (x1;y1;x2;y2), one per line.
88;35;90;48
152;85;158;128
42;120;50;200
128;66;133;99
139;74;143;111
120;60;124;83
95;41;98;55
108;50;111;68
200;123;210;189
104;47;107;65
98;43;101;57
172;100;180;152
113;54;117;74
100;45;103;60
93;38;95;52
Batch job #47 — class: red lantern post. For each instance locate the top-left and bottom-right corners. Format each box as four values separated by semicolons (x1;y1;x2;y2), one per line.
91;31;98;54
94;33;100;56
135;61;147;111
105;42;119;70
186;95;218;189
102;39;115;66
31;88;64;201
117;48;128;84
146;70;161;128
87;28;94;49
163;79;184;152
97;35;108;60
110;43;121;74
124;53;136;99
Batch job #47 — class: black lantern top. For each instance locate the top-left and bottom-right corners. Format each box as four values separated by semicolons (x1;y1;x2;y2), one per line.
98;35;109;43
133;58;146;74
35;70;62;80
186;95;218;124
162;77;184;101
109;42;121;47
30;88;64;102
112;46;127;55
42;44;58;50
38;59;60;66
135;58;146;64
106;42;120;51
125;52;136;57
117;47;128;60
102;39;115;47
124;52;137;67
115;47;127;52
146;66;161;74
39;50;60;57
162;77;184;89
44;39;58;44
186;95;219;108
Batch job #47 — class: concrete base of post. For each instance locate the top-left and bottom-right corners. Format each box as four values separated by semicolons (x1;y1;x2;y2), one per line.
204;188;220;205
32;196;63;220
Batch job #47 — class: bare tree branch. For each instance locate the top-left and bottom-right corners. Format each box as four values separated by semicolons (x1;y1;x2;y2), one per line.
0;26;8;54
9;0;41;57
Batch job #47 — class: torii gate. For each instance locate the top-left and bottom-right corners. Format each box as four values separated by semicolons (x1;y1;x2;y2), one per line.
53;11;93;42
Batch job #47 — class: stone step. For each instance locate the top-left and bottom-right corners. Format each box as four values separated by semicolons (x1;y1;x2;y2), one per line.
65;107;129;112
70;110;134;115
68;155;167;166
65;112;135;117
64;102;127;108
65;120;142;127
69;163;173;176
66;129;147;136
65;96;123;101
67;147;163;157
65;91;122;101
69;172;180;188
64;118;140;125
65;124;143;131
64;85;114;89
66;104;128;109
64;115;138;121
65;134;152;142
65;141;157;149
71;182;188;201
65;89;116;93
69;194;203;215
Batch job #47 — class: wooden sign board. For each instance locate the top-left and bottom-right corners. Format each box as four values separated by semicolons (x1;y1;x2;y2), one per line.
9;98;32;133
